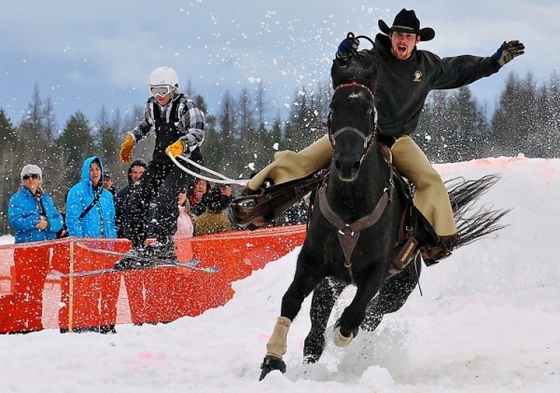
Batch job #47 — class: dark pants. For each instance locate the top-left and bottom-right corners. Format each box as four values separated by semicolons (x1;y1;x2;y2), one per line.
124;160;192;248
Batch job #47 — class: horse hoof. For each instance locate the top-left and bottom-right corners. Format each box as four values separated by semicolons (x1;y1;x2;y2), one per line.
333;321;359;347
259;355;286;381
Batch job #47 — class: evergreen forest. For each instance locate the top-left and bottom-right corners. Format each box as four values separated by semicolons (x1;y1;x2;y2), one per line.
1;69;559;235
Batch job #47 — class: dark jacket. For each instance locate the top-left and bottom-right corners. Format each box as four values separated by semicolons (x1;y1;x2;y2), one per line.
331;33;501;137
115;159;148;237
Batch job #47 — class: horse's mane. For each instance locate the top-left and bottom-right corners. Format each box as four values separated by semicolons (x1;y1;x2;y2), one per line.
330;50;377;92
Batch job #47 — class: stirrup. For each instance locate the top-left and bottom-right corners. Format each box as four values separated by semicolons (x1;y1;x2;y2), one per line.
420;245;453;266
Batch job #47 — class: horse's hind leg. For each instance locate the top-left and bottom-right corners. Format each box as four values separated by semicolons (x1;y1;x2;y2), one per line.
303;278;345;364
362;255;422;331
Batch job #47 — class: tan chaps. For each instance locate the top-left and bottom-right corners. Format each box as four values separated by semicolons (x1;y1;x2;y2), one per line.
391;136;457;237
247;134;456;237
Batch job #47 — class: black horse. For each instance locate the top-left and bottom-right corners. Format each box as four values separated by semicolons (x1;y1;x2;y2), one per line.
301;171;507;364
258;82;508;380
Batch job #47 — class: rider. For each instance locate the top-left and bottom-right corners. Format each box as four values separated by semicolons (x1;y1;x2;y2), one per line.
116;66;205;268
241;9;525;264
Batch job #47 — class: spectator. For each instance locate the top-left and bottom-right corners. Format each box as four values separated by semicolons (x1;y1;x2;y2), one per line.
0;164;64;334
102;168;117;196
188;178;211;220
116;66;205;267
175;188;194;238
115;159;148;237
274;198;309;226
56;190;69;239
193;184;233;236
65;156;118;334
114;158;148;325
66;156;117;238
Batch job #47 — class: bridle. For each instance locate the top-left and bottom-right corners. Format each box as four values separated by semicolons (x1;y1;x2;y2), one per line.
328;82;377;164
321;81;395;283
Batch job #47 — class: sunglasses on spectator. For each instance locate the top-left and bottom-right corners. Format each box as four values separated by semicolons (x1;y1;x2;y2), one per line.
23;174;40;180
149;85;174;97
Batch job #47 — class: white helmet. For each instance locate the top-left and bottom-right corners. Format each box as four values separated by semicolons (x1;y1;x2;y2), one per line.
148;66;178;87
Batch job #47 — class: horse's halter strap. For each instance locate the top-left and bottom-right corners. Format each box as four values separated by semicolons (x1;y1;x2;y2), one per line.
328;82;376;160
317;176;393;283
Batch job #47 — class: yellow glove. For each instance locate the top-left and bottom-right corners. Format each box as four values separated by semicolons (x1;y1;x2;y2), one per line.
166;139;188;158
119;135;134;164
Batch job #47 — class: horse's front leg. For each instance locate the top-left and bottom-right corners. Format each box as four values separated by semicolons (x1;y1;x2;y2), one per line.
303;277;345;364
260;254;323;380
333;275;383;347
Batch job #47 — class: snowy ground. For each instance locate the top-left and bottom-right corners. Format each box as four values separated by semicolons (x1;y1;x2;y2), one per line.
1;156;559;392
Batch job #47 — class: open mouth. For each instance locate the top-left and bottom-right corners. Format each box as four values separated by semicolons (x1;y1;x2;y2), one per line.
397;45;407;54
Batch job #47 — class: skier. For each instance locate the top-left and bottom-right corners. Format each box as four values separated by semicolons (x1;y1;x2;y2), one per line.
115;66;205;269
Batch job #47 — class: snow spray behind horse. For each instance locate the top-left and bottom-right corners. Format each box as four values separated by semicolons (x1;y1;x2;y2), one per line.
258;80;509;380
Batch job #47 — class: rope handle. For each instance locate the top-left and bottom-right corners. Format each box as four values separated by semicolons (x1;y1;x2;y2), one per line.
167;151;249;186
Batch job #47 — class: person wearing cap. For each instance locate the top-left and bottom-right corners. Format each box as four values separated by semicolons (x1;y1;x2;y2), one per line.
102;168;117;196
114;158;148;325
241;8;525;264
115;159;148;238
2;165;63;333
115;66;205;269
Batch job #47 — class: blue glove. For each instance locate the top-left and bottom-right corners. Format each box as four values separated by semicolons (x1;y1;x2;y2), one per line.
492;40;525;67
336;33;360;63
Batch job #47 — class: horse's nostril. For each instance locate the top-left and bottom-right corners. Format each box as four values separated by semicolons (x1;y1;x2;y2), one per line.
352;161;360;171
335;161;341;170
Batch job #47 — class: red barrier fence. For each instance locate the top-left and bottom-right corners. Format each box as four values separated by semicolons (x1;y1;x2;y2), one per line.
0;225;306;334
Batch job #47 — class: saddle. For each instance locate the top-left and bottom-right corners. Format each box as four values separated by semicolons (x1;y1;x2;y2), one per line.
230;144;449;268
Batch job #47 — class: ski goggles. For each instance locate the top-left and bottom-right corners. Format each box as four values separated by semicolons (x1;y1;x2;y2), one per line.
149;84;174;97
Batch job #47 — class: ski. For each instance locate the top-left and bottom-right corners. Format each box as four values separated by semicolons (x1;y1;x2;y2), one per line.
51;258;218;278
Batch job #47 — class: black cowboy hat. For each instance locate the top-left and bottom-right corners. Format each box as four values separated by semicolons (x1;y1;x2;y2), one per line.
378;9;435;42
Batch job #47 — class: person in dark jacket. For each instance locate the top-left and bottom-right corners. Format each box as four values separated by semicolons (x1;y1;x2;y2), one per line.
187;178;212;220
115;159;148;238
1;164;64;334
242;9;524;264
116;66;205;268
114;158;148;325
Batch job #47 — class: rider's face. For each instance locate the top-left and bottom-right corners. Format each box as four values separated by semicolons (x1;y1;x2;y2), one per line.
390;32;420;60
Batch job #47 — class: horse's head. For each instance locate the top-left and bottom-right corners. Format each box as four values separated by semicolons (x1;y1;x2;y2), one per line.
328;82;376;182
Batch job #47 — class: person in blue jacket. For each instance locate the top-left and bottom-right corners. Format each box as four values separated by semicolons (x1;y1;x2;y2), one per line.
65;156;118;334
2;164;63;334
66;156;117;238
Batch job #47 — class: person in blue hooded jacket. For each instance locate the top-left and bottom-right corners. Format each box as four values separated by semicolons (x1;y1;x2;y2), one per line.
65;156;118;334
66;156;117;238
2;164;63;334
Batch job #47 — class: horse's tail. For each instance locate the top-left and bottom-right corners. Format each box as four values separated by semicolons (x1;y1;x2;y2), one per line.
446;174;511;248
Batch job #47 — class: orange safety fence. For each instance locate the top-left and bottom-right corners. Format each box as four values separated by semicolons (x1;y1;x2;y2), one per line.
0;225;306;334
